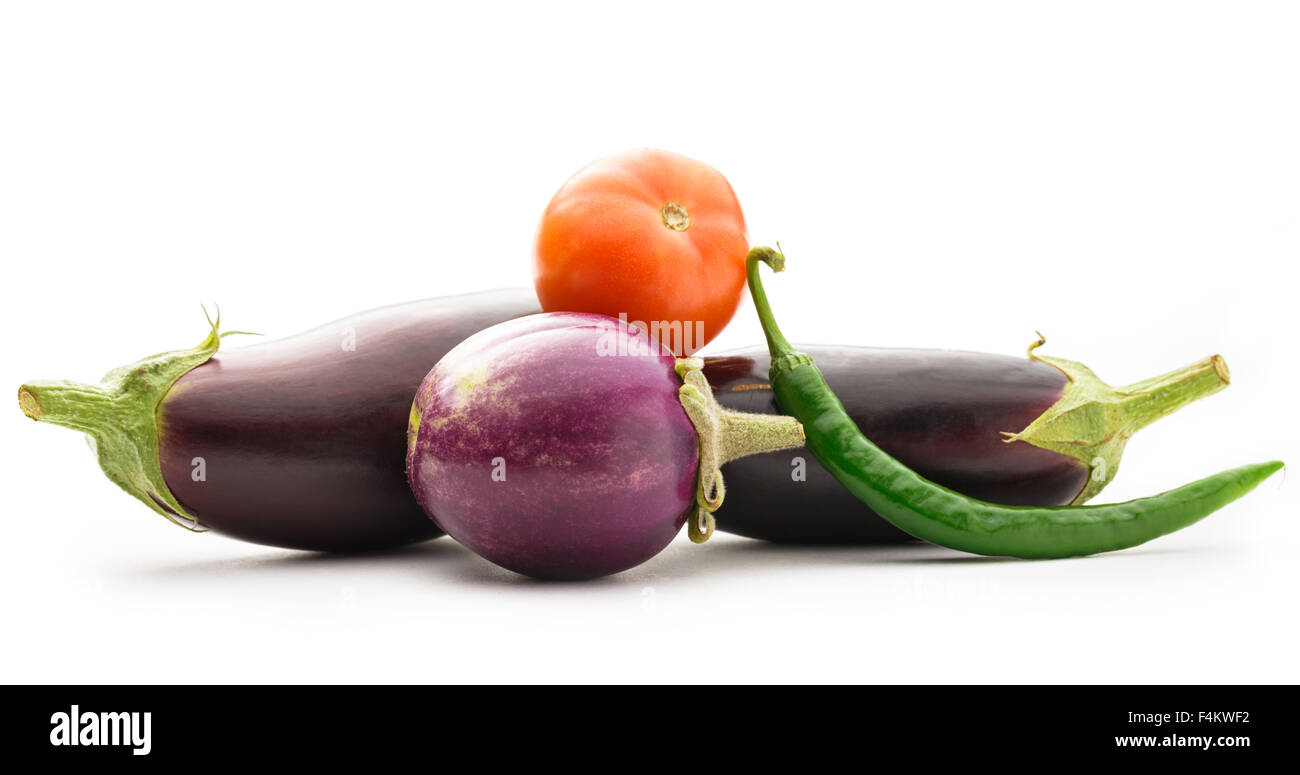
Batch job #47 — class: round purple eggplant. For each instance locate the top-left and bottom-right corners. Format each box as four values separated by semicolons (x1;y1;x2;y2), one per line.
405;313;805;579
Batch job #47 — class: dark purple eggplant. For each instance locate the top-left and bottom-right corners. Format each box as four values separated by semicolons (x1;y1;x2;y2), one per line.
702;343;1230;544
18;290;540;551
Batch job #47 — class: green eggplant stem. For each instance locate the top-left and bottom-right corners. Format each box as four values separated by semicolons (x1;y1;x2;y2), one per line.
674;356;805;543
17;308;254;531
1009;337;1231;503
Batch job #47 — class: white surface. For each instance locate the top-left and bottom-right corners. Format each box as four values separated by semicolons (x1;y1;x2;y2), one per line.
1;1;1296;684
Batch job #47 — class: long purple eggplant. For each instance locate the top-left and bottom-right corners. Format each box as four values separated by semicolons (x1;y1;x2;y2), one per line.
18;291;540;551
702;343;1230;543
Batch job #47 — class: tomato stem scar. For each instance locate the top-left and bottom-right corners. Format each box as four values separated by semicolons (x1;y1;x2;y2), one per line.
660;201;691;231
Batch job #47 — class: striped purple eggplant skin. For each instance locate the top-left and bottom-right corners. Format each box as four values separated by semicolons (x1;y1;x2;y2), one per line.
702;345;1227;544
406;313;700;580
156;291;541;551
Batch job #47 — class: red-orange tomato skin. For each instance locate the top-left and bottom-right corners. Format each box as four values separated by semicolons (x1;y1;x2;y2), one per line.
534;149;749;355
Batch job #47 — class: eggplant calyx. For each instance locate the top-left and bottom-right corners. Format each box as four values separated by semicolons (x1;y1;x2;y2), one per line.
1003;335;1231;504
16;307;255;531
675;357;805;543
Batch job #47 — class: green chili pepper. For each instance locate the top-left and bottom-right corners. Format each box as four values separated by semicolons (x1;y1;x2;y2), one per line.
745;246;1284;558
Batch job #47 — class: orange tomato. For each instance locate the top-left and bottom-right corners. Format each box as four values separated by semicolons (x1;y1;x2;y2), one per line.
534;149;748;356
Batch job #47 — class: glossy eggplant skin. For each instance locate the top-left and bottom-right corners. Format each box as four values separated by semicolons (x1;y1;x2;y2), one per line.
702;346;1089;544
157;290;540;552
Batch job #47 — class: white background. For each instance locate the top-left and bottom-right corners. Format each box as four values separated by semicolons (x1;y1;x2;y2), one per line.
1;1;1296;683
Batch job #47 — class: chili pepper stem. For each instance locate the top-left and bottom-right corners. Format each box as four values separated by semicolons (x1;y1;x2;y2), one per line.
675;356;805;543
16;309;248;531
1008;341;1232;503
745;247;799;365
